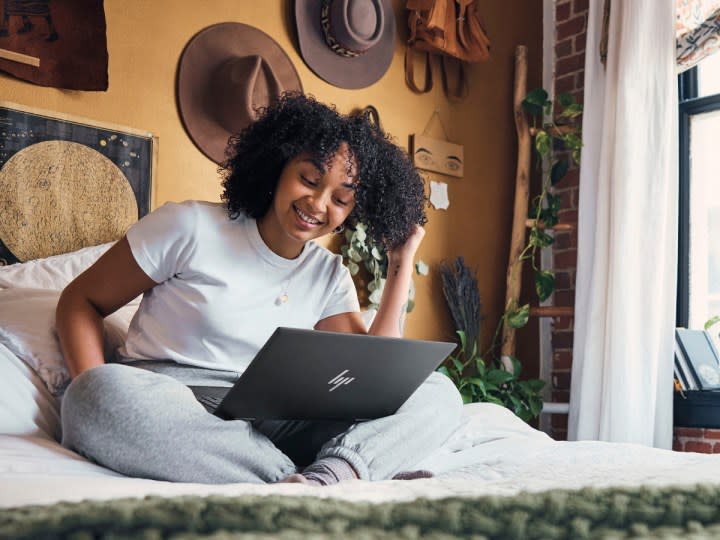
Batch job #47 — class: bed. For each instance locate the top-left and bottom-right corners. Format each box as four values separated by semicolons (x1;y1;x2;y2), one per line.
2;243;720;538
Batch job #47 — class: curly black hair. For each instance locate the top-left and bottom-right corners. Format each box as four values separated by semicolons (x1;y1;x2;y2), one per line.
219;93;427;249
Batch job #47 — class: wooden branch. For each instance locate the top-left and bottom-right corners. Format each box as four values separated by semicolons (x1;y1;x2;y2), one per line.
500;45;530;370
525;219;575;232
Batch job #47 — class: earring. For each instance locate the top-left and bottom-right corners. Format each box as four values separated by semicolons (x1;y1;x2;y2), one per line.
334;224;345;234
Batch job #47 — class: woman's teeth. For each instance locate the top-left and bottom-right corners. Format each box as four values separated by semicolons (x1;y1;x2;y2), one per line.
296;207;320;224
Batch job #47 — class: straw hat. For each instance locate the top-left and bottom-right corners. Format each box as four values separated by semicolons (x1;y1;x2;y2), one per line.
295;0;396;89
177;22;303;164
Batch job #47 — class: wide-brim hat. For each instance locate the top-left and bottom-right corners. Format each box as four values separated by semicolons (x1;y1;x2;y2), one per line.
295;0;396;89
177;22;303;164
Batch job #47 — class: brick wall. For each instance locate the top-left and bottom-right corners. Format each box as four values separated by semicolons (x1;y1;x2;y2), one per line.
549;0;588;441
674;427;720;453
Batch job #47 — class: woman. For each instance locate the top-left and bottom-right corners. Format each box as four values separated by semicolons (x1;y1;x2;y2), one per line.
57;94;463;485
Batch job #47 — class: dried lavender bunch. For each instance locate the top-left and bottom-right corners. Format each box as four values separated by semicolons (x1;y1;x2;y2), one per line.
439;257;482;354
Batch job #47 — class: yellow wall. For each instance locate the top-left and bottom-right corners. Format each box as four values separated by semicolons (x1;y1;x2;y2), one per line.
1;1;541;367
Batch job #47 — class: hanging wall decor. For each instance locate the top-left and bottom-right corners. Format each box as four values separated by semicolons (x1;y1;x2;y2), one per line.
0;0;108;90
0;101;156;265
410;110;464;178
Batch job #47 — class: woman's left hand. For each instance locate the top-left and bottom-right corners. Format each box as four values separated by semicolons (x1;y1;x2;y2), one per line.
387;224;425;264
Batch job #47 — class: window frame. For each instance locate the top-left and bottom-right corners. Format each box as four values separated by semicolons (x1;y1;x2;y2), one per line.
677;67;720;327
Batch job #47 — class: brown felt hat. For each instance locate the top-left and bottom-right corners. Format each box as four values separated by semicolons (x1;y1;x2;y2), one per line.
177;22;303;164
295;0;396;89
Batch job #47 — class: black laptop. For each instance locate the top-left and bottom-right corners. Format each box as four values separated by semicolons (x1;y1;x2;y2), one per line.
188;327;455;421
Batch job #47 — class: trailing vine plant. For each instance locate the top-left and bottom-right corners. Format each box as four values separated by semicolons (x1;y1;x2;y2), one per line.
438;89;583;423
340;223;427;312
518;88;583;312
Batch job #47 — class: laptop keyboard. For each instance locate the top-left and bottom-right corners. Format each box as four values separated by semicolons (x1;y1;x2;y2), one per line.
196;394;223;412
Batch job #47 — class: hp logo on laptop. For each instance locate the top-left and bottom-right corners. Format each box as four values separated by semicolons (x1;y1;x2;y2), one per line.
328;369;355;392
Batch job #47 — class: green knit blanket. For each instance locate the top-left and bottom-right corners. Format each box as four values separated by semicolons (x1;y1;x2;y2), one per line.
3;484;720;539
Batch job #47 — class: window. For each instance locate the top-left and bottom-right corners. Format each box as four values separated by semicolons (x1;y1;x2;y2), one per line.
678;56;720;344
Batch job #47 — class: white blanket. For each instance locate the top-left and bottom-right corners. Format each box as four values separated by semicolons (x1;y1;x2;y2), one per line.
2;402;720;509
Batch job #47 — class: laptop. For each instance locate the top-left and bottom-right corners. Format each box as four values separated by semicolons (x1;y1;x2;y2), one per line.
188;327;455;421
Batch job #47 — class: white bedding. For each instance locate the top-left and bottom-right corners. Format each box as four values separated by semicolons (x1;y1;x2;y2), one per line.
2;246;720;510
3;400;720;509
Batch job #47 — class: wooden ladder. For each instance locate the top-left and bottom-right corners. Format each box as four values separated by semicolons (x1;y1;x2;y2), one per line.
500;45;575;368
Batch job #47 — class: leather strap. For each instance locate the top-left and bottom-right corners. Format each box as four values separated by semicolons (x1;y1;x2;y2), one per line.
405;47;433;94
440;55;468;102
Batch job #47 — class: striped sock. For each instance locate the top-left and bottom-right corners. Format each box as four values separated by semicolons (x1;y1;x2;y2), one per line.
300;457;357;486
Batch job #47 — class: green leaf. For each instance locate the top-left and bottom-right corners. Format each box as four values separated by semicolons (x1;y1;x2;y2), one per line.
535;270;555;301
456;330;467;353
368;288;382;305
354;227;366;242
349;248;362;263
705;315;720;331
506;304;530;329
415;260;429;276
557;92;575;108
534;130;551;156
468;377;485;391
510;356;523;377
437;365;452;379
475;357;486;376
371;246;382;260
485;396;504;406
524;88;549;106
460;391;473;404
530;399;543;416
486;369;514;385
451;356;465;374
525;378;546;392
560;103;583;118
347;261;359;276
529;228;554;249
550;159;569;185
522;88;548;117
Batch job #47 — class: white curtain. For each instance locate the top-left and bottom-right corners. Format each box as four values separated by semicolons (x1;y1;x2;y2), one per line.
568;0;678;448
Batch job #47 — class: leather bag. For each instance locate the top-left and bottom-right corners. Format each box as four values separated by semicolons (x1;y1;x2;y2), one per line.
405;0;491;100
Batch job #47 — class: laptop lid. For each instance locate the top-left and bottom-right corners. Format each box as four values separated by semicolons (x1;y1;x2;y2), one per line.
214;327;455;421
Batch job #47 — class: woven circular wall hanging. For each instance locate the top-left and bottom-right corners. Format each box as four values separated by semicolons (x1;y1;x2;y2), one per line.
0;140;137;261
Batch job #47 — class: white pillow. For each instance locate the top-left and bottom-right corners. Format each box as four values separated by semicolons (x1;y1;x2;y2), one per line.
0;288;137;397
0;341;62;440
0;242;114;290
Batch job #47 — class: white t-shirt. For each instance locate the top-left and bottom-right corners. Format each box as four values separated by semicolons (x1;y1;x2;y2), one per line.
119;200;360;372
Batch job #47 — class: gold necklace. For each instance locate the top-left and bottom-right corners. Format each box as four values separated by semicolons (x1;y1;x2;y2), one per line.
275;276;292;306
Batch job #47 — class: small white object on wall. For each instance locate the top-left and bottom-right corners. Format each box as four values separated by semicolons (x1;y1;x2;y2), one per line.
429;180;449;210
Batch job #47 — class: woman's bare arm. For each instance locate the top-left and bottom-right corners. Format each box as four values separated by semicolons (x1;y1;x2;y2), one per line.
315;225;425;338
56;236;158;378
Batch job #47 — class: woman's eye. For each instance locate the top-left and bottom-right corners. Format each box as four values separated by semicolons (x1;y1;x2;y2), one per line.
301;176;318;186
334;198;348;206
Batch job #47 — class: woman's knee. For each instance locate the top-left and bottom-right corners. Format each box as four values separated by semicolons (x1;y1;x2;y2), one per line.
427;371;464;411
60;364;150;451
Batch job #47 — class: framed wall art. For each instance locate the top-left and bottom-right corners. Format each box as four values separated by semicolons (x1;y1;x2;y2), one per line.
0;101;156;265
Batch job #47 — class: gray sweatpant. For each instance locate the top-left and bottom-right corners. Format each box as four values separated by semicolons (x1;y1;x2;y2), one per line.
60;361;463;484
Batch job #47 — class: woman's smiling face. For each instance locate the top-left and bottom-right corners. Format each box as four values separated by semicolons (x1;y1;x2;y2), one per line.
258;144;357;259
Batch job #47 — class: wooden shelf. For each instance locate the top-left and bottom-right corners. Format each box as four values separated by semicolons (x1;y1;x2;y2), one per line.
529;125;574;137
530;306;574;318
525;219;575;232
